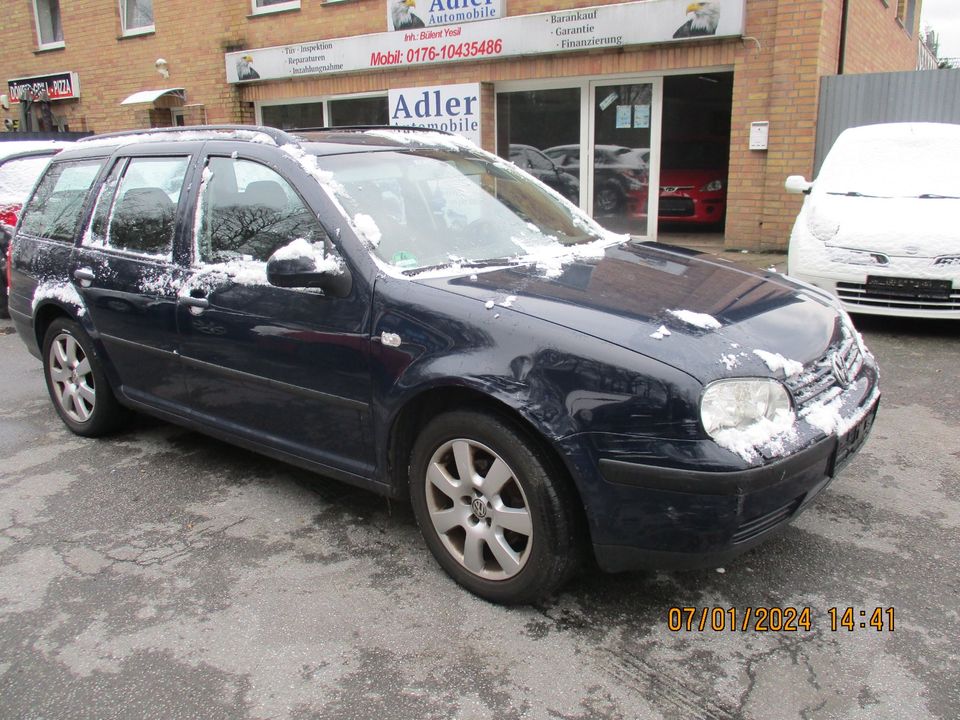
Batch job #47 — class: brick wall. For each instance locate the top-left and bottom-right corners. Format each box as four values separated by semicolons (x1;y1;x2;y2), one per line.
0;0;922;250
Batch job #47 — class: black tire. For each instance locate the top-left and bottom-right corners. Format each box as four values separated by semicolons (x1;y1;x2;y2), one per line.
594;184;623;215
0;281;8;319
409;409;580;604
42;317;127;437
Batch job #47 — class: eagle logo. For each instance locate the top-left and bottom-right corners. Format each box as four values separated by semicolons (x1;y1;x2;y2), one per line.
673;1;721;39
390;0;426;31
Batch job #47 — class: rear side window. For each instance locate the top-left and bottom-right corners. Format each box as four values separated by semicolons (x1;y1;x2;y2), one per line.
18;159;104;242
85;156;189;258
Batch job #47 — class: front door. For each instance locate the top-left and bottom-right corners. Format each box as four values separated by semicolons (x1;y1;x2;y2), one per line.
176;149;373;477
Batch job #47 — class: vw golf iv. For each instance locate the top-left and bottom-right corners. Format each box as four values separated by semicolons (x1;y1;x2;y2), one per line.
7;126;879;603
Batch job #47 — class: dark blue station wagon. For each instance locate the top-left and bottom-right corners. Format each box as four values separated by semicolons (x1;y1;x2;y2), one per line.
7;126;879;603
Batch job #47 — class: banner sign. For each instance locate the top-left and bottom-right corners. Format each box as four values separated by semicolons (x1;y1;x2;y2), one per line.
8;72;80;103
388;83;481;143
386;0;505;32
226;0;745;83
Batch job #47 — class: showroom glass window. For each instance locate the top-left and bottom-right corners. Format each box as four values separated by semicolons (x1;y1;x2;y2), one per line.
195;157;327;264
120;0;154;34
329;97;389;126
262;103;324;130
33;0;64;48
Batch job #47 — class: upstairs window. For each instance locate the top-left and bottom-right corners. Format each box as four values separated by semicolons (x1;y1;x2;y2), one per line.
33;0;64;49
120;0;154;35
896;0;916;34
251;0;301;16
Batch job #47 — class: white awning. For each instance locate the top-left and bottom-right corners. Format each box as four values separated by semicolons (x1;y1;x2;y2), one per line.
120;88;185;105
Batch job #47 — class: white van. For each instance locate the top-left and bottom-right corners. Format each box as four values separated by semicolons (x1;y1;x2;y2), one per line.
785;122;960;319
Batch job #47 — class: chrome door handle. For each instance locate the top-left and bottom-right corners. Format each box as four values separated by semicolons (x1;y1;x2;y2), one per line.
180;296;210;309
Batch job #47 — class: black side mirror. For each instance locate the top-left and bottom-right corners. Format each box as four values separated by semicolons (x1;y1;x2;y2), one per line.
266;253;353;298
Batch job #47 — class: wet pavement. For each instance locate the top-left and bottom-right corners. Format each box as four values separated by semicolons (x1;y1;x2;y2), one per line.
1;311;958;720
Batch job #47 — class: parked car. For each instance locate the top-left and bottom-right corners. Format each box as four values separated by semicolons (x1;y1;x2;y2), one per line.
508;144;579;202
543;144;649;214
9;126;879;603
657;168;727;226
786;122;960;319
1;143;69;318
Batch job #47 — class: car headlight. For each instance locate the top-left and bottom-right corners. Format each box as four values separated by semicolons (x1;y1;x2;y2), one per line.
700;179;723;192
700;379;793;438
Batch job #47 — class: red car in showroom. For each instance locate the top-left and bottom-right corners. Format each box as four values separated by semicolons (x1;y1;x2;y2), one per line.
657;167;727;226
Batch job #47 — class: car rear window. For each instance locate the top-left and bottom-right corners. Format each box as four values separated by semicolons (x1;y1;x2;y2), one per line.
0;156;53;206
18;159;105;243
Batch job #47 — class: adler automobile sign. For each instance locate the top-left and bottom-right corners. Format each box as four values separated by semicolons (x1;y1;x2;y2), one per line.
388;83;481;144
226;0;744;83
387;0;505;32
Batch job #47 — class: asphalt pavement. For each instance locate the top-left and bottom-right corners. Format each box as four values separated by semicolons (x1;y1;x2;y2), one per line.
1;306;958;720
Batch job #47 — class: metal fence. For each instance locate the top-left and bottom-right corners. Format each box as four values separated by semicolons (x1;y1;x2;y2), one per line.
814;69;960;174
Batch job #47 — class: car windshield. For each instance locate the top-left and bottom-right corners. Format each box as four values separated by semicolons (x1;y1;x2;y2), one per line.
318;148;605;273
0;156;53;205
817;130;960;199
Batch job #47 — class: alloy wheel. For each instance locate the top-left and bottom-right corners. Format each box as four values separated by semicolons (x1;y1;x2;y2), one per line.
47;332;96;423
424;438;533;580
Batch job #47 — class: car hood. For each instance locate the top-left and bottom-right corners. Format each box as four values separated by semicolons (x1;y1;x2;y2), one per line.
412;243;841;384
809;193;960;258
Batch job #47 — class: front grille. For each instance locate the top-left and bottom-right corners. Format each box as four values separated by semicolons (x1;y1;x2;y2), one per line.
659;197;695;216
837;281;960;311
785;330;864;409
732;497;802;544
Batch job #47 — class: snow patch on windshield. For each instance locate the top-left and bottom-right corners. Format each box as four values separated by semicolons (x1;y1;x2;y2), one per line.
712;410;798;463
32;281;86;316
650;325;671;340
753;349;804;378
352;213;382;247
667;309;722;330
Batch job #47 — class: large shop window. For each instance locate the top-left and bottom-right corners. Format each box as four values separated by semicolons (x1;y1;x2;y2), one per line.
120;0;154;34
496;88;581;205
329;97;388;127
261;102;324;130
33;0;64;48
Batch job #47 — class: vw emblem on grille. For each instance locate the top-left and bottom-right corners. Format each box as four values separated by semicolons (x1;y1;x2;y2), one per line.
904;246;920;256
830;352;850;387
472;498;488;518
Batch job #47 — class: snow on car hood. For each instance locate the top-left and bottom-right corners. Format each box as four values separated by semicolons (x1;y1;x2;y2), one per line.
809;193;960;258
413;242;842;383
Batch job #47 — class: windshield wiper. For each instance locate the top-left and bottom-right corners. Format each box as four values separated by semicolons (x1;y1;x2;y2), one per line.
917;193;960;199
401;257;523;276
826;191;887;198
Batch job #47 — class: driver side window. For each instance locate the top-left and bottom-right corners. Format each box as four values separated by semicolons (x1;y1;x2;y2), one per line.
195;156;328;265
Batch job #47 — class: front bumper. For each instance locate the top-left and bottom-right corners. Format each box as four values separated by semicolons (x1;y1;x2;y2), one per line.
566;398;878;573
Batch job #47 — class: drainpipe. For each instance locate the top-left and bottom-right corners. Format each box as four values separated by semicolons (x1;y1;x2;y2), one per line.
838;0;849;74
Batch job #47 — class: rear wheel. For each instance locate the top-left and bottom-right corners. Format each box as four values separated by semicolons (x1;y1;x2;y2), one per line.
42;318;127;437
409;410;580;604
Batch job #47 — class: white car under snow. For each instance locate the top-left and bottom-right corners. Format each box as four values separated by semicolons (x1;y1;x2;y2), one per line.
785;122;960;319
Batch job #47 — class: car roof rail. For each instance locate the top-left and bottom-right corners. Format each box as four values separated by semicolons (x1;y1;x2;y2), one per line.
78;124;298;146
291;125;456;136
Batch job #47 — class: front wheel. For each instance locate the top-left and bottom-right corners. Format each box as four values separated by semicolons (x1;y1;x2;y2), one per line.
409;410;580;604
42;318;127;437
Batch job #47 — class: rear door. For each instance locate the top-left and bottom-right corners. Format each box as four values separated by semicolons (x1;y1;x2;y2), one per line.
176;143;374;477
71;146;199;413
